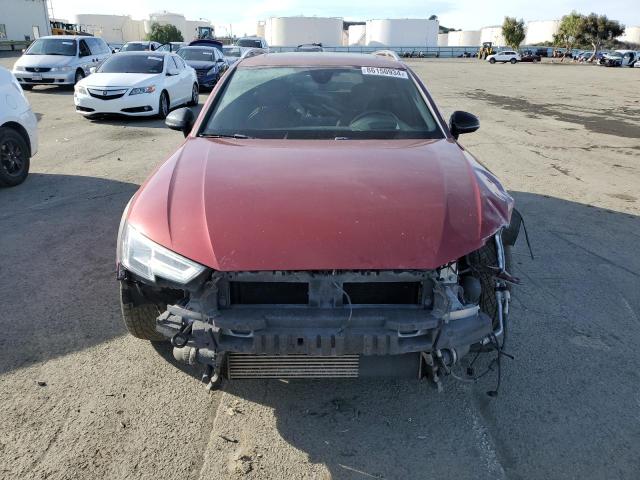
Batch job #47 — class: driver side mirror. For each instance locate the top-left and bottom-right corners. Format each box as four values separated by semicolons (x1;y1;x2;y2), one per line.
165;108;195;137
89;67;97;74
449;111;480;139
167;67;179;76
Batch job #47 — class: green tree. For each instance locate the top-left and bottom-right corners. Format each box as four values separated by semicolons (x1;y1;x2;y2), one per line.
553;11;585;62
146;23;184;44
502;17;526;50
582;13;625;61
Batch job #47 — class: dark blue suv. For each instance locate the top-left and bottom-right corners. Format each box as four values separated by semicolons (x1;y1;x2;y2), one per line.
177;46;228;89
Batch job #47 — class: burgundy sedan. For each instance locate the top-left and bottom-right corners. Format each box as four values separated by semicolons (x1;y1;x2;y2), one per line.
117;52;520;390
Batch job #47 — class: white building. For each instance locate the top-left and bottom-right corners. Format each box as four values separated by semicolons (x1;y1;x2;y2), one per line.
447;30;481;46
618;26;640;45
366;19;439;47
73;14;145;43
265;16;343;47
480;26;506;47
525;20;560;45
437;33;448;46
0;0;50;42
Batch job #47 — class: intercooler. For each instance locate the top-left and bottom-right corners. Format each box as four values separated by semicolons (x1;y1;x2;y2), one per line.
226;354;360;379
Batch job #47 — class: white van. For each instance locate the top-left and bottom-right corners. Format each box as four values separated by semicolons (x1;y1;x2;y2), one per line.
12;36;112;89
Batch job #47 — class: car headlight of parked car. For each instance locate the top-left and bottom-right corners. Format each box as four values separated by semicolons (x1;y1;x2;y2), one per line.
75;85;87;95
13;64;25;72
50;66;74;72
119;222;205;284
129;85;156;95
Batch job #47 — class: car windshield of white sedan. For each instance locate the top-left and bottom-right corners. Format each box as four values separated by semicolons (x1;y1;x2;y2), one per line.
98;55;164;74
26;39;76;56
121;43;148;52
179;48;216;62
223;47;242;57
202;67;443;140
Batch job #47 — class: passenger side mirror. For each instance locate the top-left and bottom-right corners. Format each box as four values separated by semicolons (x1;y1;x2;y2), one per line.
449;111;480;139
167;67;179;76
165;108;195;137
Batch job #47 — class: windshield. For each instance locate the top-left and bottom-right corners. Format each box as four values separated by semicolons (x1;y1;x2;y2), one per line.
202;66;442;140
26;38;76;56
121;43;149;52
237;39;262;48
179;48;216;62
223;47;242;57
98;54;164;74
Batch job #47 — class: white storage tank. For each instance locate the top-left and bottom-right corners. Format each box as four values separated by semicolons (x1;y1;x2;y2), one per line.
265;16;343;47
447;30;481;46
525;20;560;45
73;14;145;43
618;26;640;45
348;25;367;46
438;33;448;46
480;26;506;47
365;19;439;47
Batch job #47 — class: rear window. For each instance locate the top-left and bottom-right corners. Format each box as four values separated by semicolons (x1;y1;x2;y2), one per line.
26;38;76;56
98;54;164;74
237;39;262;48
121;43;148;52
201;66;443;140
179;48;216;62
223;47;242;57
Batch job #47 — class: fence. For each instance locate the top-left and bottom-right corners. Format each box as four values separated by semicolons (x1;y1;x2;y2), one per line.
268;45;554;58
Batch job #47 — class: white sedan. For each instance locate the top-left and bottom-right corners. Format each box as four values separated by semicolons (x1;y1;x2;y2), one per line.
0;66;38;187
74;52;198;118
486;51;521;64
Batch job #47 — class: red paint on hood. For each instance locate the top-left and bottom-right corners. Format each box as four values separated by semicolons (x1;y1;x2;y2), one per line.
127;138;513;271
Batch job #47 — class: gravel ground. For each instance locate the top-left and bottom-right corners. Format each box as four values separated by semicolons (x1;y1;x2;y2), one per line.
0;55;639;480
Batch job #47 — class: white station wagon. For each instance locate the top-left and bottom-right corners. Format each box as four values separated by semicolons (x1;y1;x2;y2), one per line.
487;51;521;64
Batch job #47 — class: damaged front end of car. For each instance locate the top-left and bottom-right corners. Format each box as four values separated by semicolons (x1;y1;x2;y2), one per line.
117;214;522;392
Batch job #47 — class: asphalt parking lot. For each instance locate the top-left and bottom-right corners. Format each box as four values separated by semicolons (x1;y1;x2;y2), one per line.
1;54;639;480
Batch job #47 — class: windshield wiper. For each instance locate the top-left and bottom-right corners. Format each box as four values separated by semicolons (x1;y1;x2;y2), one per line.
201;133;253;139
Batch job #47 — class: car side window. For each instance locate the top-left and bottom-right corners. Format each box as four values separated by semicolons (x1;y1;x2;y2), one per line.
171;56;182;70
79;40;91;57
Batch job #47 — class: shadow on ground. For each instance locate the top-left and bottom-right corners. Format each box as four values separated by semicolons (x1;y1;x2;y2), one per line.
0;173;139;375
157;191;640;480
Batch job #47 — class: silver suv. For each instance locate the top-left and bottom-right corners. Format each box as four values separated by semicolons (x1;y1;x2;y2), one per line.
12;36;112;89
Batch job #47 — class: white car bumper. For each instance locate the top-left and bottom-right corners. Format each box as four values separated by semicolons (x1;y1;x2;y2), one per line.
18;107;38;156
74;90;160;116
13;69;77;86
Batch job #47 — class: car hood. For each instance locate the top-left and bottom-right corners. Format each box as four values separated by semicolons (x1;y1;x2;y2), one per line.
186;60;216;70
127;138;513;271
16;55;74;68
81;73;161;88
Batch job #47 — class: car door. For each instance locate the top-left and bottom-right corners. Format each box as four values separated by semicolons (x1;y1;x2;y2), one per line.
78;39;94;74
175;55;192;103
164;56;184;107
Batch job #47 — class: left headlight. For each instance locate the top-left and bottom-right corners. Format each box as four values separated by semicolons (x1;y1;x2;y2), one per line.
119;222;206;284
75;85;87;95
129;85;156;95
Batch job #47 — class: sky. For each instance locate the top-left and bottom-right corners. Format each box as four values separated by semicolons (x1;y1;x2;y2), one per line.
52;0;639;37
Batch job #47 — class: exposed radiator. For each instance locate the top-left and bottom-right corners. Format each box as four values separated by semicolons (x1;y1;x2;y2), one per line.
227;354;360;379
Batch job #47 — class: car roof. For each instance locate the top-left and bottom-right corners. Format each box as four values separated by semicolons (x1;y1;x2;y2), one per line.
116;51;171;56
239;52;406;69
38;35;84;40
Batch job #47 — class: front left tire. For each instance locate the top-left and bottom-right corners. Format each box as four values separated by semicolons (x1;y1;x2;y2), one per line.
158;91;170;119
188;83;199;106
0;127;30;187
